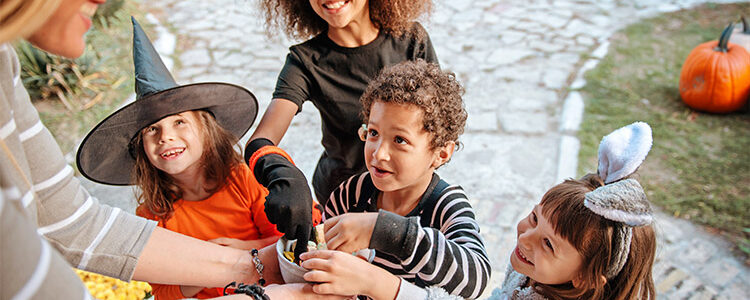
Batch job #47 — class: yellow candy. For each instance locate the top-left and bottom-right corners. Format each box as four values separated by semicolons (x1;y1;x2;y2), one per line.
283;251;295;262
74;268;154;300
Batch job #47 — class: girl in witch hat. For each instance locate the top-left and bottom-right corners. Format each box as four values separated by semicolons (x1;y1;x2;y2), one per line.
245;0;438;264
1;0;334;297
490;122;657;300
77;18;322;300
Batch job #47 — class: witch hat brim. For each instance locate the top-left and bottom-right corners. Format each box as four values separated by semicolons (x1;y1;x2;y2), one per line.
76;18;257;186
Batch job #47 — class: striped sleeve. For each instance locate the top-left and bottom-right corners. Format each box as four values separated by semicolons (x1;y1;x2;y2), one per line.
323;172;372;219
0;44;156;281
1;187;92;300
370;185;491;299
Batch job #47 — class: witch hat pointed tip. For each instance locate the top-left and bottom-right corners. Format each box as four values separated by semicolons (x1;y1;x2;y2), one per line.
130;16;177;99
131;16;145;35
131;16;141;30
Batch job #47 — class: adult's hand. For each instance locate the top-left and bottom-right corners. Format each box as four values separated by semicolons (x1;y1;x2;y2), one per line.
207;236;280;250
265;283;350;300
211;283;347;299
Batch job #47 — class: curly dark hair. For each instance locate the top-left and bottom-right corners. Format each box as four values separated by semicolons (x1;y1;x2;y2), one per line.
360;59;467;150
260;0;432;39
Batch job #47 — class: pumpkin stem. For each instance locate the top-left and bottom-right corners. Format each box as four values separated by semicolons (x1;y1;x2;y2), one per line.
716;23;735;53
742;16;749;34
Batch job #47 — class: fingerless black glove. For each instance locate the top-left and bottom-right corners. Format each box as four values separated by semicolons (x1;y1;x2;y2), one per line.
246;138;313;262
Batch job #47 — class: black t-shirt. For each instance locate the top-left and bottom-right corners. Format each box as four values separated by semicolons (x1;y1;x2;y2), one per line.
273;22;439;202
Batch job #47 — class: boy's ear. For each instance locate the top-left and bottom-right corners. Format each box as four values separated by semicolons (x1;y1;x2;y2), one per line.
432;141;455;168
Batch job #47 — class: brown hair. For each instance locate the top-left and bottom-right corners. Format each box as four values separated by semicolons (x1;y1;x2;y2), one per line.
534;174;656;300
131;110;242;220
360;59;466;150
259;0;432;39
0;0;61;43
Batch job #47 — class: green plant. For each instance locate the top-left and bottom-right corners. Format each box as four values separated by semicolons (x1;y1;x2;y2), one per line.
93;0;127;27
22;0;144;155
740;228;750;255
14;41;110;111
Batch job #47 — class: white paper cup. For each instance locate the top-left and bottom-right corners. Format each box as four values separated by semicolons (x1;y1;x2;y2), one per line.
276;238;309;283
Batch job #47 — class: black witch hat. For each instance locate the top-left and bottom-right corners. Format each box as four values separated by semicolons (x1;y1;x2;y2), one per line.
77;17;257;185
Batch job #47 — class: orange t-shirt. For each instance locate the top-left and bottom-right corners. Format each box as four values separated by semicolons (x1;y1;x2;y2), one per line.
136;164;282;300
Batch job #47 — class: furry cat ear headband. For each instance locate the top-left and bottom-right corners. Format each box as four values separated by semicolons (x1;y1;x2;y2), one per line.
584;122;654;279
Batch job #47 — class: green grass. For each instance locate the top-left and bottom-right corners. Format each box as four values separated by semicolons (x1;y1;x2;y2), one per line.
577;3;750;261
31;1;155;155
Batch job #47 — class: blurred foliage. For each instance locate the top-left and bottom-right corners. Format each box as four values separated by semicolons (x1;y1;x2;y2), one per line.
15;41;113;111
93;0;127;26
14;0;131;111
15;0;153;154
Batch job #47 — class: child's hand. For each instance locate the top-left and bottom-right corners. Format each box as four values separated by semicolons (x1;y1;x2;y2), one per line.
300;250;399;300
323;212;377;254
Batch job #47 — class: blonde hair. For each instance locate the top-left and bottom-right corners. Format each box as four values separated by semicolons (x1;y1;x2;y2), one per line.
0;0;61;43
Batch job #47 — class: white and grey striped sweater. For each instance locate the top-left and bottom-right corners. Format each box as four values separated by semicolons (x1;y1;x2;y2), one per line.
0;43;156;299
324;172;491;299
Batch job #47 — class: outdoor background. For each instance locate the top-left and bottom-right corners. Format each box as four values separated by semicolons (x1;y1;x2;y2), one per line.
17;0;749;299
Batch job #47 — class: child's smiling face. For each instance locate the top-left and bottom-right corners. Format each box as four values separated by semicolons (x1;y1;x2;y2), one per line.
511;204;585;286
309;0;370;29
363;101;450;194
141;111;205;179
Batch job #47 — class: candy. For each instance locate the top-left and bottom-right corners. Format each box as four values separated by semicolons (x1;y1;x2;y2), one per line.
75;269;152;299
283;251;295;262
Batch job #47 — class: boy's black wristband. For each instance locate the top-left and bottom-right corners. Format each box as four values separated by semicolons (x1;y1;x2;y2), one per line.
244;138;275;164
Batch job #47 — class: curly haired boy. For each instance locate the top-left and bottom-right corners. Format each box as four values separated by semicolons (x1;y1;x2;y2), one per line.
300;60;491;300
244;0;440;262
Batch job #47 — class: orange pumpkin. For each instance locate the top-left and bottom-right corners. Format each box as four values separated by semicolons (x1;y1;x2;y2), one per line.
679;23;750;113
729;16;750;52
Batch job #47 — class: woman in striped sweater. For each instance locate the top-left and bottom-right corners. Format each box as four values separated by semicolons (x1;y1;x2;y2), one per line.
0;1;342;299
300;60;491;300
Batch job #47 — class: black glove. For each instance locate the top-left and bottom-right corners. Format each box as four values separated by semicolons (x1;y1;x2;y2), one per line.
246;138;313;263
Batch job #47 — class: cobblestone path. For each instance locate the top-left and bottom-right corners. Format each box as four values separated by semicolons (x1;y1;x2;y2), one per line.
85;0;749;298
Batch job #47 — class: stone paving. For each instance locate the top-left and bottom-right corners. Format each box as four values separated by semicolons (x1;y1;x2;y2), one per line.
81;0;749;298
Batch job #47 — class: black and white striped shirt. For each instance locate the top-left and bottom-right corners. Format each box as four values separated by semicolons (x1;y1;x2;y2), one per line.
325;172;491;299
